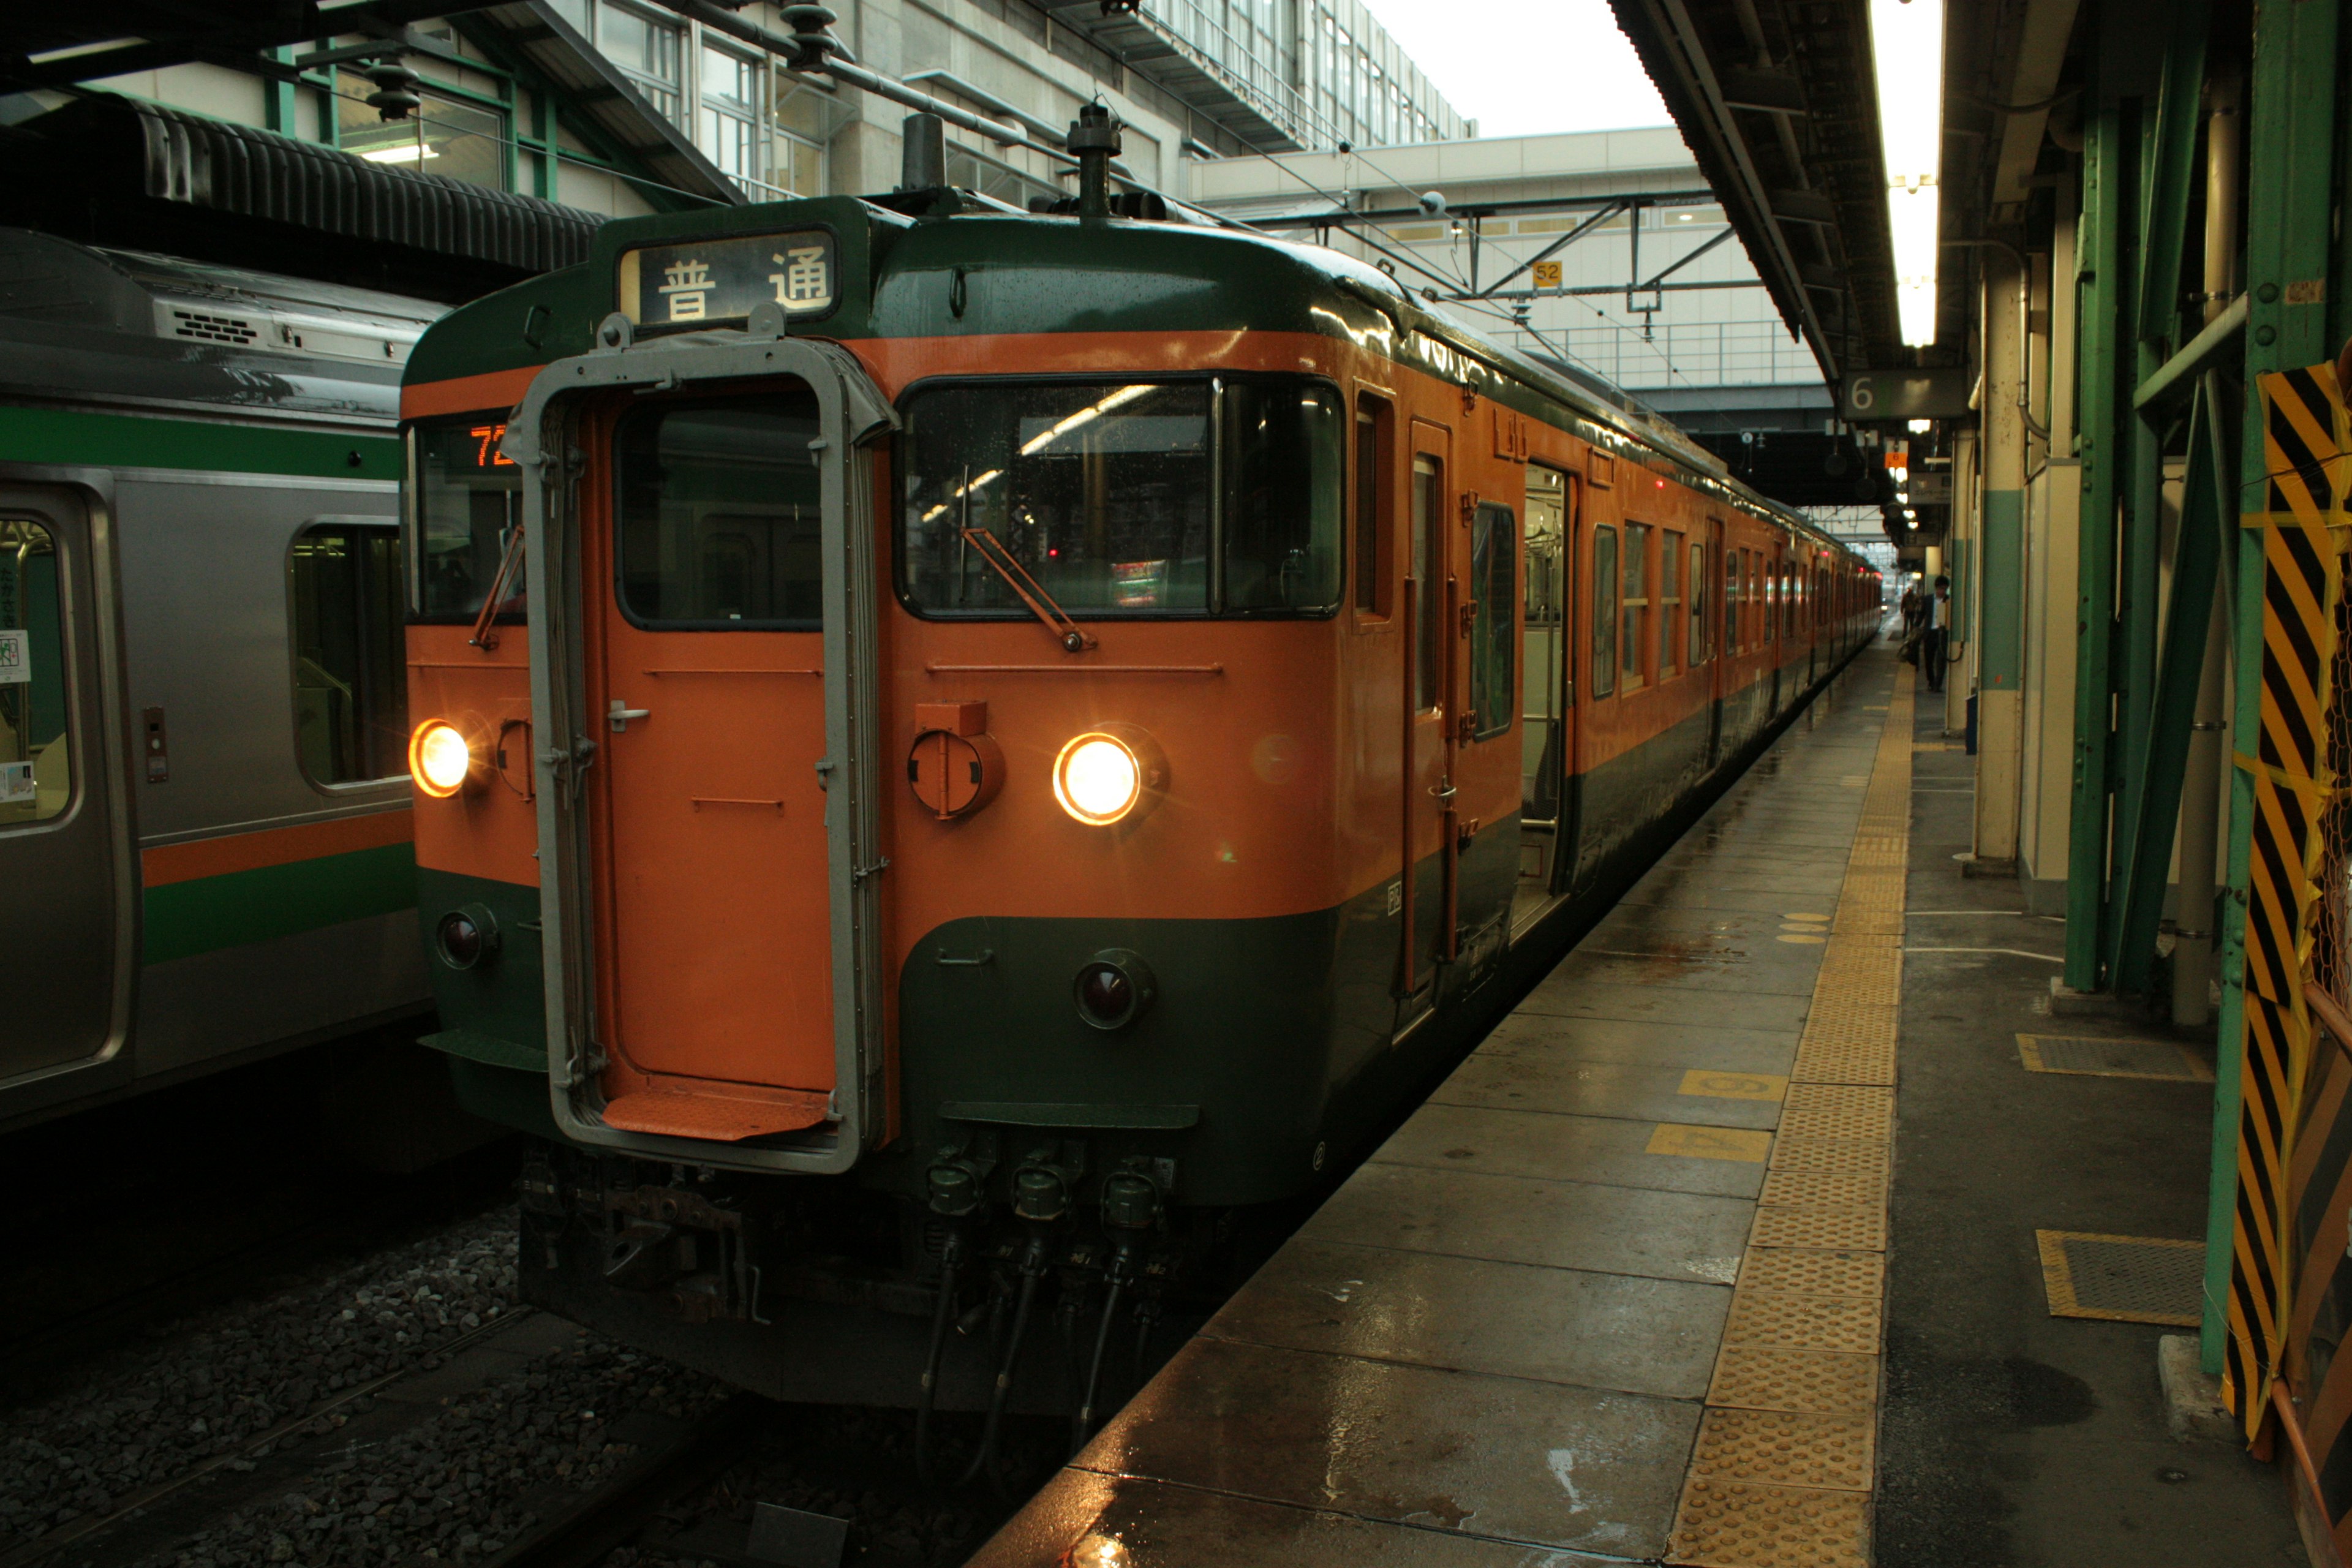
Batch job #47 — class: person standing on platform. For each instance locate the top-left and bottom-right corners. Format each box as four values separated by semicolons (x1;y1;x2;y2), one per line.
1923;575;1950;692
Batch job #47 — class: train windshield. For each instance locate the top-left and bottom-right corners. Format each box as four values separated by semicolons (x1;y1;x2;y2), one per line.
409;420;526;620
898;377;1341;618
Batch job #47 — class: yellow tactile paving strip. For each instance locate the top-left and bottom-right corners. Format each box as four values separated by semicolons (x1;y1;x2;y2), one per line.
1667;668;1912;1568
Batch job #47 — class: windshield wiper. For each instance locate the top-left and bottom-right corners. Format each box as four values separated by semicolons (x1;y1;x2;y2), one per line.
960;527;1096;653
470;523;526;653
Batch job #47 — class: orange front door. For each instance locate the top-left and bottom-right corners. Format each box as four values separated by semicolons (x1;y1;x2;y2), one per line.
591;390;837;1128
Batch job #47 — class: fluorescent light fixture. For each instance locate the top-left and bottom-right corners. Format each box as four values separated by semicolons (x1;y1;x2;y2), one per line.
358;143;439;164
26;36;146;65
1871;0;1945;346
1907;417;1931;433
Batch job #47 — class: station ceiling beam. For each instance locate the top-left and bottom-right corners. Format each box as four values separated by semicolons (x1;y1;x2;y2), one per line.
1608;0;1898;383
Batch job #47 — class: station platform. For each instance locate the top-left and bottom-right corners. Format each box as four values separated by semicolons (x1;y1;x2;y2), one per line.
969;642;2307;1567
971;650;1907;1567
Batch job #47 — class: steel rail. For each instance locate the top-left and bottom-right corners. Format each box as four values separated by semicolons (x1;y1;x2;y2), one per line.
483;1391;772;1568
0;1308;541;1568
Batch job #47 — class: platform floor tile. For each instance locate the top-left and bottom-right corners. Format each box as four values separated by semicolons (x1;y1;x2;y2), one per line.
1686;1406;1874;1491
1721;1290;1882;1354
1429;1054;1787;1129
1735;1246;1883;1298
963;1471;1623;1568
1553;952;1827;998
1666;1476;1870;1567
1372;1102;1768;1198
1477;1013;1800;1074
1071;1336;1699;1558
1302;1161;1752;1283
1515;975;1815;1031
1204;1237;1731;1399
1706;1345;1880;1415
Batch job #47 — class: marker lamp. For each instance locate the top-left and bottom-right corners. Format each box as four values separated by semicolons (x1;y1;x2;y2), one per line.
410;719;477;798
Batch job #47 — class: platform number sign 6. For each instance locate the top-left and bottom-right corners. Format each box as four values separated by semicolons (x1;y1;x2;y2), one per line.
1848;376;1875;413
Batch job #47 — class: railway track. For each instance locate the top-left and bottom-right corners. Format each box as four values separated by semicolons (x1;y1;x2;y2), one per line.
482;1392;771;1568
0;1310;542;1568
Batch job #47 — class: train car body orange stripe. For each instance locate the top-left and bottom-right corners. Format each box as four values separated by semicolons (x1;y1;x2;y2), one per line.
402;366;544;423
141;809;415;888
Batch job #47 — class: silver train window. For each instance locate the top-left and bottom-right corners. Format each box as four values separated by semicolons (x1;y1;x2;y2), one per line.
0;519;70;825
291;522;409;785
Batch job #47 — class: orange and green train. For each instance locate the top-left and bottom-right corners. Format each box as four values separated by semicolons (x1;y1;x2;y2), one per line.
397;145;1879;1423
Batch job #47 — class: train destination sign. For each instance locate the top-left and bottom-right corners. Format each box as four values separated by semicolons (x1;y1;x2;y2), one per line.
617;229;839;332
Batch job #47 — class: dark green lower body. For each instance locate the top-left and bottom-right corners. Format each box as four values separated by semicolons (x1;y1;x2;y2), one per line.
427;638;1872;1214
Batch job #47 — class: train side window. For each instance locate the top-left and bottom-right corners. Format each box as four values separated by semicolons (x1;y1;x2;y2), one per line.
1619;522;1648;692
1659;529;1683;676
0;519;71;825
1725;548;1742;651
1688;540;1708;665
1223;382;1343;613
291;522;410;785
1412;456;1442;710
410;420;526;623
1354;396;1392;617
1591;524;1618;698
1468;502;1515;740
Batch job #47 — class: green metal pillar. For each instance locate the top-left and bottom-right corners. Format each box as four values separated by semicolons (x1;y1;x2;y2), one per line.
265;47;298;136
2114;382;2232;993
2065;39;2128;990
2199;0;2343;1378
2108;1;2213;993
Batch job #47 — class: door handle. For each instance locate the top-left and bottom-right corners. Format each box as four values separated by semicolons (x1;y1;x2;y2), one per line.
608;698;650;733
1430;780;1458;802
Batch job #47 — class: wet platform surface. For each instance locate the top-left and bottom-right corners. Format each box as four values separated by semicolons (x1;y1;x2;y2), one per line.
970;652;1899;1567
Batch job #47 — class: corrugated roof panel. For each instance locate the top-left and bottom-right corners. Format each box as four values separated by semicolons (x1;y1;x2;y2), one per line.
32;94;603;276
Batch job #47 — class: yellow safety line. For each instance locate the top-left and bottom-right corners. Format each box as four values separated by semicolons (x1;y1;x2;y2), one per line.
1667;665;1911;1568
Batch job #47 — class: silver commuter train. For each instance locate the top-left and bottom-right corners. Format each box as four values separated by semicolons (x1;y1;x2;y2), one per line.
0;227;448;1131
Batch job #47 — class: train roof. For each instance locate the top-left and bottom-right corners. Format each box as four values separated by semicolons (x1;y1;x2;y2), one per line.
403;195;1853;557
0;227;445;428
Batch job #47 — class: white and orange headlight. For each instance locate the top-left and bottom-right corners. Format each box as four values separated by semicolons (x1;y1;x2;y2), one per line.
409;718;480;798
1052;726;1165;827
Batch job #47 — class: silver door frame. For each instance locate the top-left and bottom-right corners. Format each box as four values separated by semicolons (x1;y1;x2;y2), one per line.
0;473;137;1111
504;317;897;1175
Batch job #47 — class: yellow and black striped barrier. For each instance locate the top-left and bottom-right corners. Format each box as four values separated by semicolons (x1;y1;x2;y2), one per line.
2223;363;2350;1457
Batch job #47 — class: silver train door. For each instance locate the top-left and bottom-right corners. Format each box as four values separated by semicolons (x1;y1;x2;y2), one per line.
0;486;125;1084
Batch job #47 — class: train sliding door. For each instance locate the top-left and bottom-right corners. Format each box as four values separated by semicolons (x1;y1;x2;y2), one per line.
589;391;835;1138
0;485;125;1086
1396;427;1455;1028
1517;465;1573;919
1705;517;1726;767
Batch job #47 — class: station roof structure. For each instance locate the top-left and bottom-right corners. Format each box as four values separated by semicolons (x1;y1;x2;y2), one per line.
1608;0;2070;386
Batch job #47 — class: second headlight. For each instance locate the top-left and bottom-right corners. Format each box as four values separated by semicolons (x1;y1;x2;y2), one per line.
1052;726;1164;827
